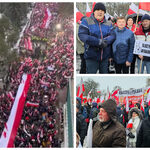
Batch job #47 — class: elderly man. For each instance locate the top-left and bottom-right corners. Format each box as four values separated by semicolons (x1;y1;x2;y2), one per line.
92;99;126;147
78;3;115;74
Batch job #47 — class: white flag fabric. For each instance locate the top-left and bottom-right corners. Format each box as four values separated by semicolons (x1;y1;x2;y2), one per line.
85;119;93;148
0;74;31;147
126;96;129;113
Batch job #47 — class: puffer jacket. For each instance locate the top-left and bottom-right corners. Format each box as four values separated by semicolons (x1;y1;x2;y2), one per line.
136;107;150;147
78;14;116;61
112;27;135;64
135;25;150;61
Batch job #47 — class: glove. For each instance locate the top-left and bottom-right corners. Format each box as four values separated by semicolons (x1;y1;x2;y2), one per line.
99;39;107;49
128;132;135;138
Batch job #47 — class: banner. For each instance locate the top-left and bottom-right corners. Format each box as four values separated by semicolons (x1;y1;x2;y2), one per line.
0;74;31;147
118;88;144;96
134;40;150;57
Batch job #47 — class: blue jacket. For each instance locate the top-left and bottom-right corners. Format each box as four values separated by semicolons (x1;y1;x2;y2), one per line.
78;14;116;61
112;27;135;64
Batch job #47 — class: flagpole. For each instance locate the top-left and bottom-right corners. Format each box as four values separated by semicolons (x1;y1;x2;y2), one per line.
135;3;143;74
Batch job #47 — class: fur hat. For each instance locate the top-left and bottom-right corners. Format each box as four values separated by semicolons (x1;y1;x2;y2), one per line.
93;3;106;13
128;107;143;120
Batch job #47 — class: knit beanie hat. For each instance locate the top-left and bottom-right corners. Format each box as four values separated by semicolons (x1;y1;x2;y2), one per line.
100;99;117;122
141;14;150;21
93;3;106;13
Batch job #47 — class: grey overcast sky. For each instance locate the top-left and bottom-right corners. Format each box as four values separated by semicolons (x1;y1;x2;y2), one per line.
76;76;148;92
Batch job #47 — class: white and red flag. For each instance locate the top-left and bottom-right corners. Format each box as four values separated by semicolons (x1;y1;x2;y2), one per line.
127;119;133;129
77;78;85;99
140;95;145;112
128;3;149;15
26;101;39;107
24;37;33;51
86;3;92;17
0;74;31;147
41;8;52;29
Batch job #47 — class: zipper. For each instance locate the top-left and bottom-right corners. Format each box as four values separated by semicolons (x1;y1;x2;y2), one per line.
99;22;104;61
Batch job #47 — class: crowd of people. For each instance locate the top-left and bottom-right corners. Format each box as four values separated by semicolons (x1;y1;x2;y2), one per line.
0;3;73;147
76;97;150;147
77;2;150;74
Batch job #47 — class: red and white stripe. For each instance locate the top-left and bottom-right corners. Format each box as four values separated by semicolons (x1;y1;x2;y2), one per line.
41;8;52;29
77;78;85;99
140;95;145;112
0;74;31;147
26;101;39;107
7;92;15;101
128;3;148;15
127;119;133;129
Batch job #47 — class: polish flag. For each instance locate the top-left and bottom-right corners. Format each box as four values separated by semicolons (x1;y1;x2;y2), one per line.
128;3;149;15
147;92;150;106
27;37;32;51
86;3;92;17
77;78;85;99
140;95;145;112
76;7;84;23
126;97;129;113
127;119;133;129
0;74;31;147
24;37;32;51
100;95;105;103
112;89;119;97
92;2;96;12
26;101;39;107
40;79;49;87
41;8;52;29
139;2;150;11
7;92;14;101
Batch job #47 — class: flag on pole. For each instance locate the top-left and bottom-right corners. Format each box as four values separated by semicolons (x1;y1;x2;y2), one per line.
0;74;31;147
41;8;52;29
139;2;150;11
140;95;145;112
91;2;96;12
26;101;39;107
76;8;84;23
127;3;149;15
127;119;133;129
147;91;150;106
77;78;85;99
126;96;129;113
86;3;92;17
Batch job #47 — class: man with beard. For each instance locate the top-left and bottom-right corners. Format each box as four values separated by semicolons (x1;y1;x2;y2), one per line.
92;99;126;147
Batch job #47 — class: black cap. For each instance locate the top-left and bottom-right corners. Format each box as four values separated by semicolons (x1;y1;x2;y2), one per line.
93;3;106;13
141;14;150;21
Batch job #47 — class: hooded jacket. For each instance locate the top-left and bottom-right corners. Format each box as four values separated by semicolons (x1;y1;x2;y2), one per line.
136;106;150;147
92;99;126;147
78;14;115;61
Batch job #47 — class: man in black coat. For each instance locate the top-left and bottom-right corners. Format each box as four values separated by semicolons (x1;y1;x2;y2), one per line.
136;106;150;147
76;104;87;146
